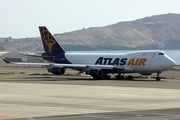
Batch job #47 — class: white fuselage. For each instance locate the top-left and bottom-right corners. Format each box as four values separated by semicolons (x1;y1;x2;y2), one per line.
64;50;176;73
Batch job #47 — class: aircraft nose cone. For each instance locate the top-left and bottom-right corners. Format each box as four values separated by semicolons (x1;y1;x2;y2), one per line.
160;57;176;70
170;59;176;67
168;58;176;68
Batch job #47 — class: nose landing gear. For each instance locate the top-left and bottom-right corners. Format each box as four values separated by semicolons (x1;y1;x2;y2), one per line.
156;72;161;81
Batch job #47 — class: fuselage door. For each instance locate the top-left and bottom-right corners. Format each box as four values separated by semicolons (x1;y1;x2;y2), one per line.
152;52;156;57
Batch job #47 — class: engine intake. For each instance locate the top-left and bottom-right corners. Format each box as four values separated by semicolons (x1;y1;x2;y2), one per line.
90;68;104;77
48;66;65;75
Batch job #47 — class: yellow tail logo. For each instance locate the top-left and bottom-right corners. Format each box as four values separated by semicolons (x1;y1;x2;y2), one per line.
40;28;56;53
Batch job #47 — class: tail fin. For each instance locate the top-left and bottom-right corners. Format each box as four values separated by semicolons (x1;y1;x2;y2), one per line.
39;26;65;54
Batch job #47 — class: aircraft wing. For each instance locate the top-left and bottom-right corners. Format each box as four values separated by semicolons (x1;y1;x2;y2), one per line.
3;59;86;68
3;59;124;73
21;53;55;58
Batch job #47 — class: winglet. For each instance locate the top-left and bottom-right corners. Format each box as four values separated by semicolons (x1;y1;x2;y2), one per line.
3;59;11;63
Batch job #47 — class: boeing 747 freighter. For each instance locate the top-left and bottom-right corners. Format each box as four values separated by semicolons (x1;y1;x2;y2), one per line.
4;26;176;81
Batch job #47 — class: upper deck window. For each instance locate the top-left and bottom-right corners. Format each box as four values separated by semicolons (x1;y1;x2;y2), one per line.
158;53;164;55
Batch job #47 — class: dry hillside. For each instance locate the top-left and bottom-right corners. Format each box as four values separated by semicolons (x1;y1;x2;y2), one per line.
1;13;180;51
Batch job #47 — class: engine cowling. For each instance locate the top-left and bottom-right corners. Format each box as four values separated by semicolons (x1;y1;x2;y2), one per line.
48;66;65;75
90;68;104;78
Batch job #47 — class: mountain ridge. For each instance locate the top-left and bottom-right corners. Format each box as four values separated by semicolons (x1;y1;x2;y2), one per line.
1;13;180;51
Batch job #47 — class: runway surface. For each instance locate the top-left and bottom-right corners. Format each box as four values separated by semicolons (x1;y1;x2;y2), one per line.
0;66;180;120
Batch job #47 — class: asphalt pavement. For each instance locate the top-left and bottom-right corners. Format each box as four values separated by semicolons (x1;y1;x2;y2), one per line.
0;65;180;120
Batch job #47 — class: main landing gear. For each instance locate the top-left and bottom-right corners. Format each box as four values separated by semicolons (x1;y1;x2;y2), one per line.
116;73;124;80
92;73;127;80
93;73;162;81
155;72;161;81
93;74;111;80
103;74;111;80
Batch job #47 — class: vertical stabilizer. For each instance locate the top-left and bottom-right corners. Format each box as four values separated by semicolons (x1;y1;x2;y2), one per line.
39;26;65;54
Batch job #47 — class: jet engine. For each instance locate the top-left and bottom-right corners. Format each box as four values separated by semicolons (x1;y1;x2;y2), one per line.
90;68;104;78
48;66;65;75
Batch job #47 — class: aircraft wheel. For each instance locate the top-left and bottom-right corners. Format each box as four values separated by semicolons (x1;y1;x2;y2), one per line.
93;76;102;80
106;75;111;80
156;72;161;81
126;75;134;80
156;77;161;81
102;75;111;80
116;75;124;80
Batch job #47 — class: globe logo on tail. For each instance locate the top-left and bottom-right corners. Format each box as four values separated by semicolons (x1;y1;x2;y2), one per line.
40;28;56;53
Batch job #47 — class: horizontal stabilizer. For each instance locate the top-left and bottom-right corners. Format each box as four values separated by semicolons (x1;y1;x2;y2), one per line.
3;59;11;63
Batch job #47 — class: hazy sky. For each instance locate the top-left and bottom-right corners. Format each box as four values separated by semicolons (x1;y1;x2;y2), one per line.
1;0;180;38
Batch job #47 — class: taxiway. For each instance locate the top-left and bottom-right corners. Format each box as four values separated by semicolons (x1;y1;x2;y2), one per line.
0;65;179;120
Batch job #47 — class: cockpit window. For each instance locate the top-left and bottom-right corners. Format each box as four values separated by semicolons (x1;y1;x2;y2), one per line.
158;53;164;55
